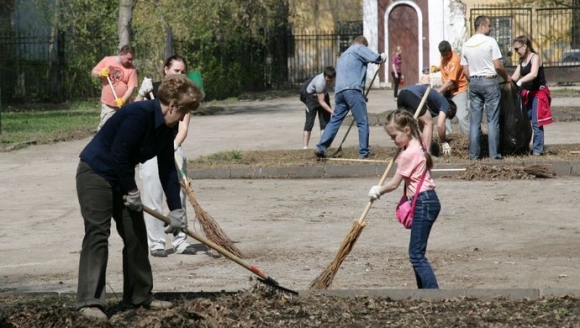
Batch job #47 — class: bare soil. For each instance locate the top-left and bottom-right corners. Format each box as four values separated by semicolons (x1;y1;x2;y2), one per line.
2;291;580;327
2;95;580;326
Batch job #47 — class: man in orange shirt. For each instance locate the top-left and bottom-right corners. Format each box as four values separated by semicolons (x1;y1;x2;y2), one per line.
91;45;138;131
437;41;469;135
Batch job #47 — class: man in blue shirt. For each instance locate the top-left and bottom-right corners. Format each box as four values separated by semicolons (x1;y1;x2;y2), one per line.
397;84;457;155
75;74;204;321
314;35;386;159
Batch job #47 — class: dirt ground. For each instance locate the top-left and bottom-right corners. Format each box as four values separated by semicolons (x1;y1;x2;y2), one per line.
2;93;580;326
2;145;580;295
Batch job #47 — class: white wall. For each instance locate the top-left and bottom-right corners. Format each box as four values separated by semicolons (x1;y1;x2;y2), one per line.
429;0;445;68
363;0;380;88
363;0;468;85
444;0;468;53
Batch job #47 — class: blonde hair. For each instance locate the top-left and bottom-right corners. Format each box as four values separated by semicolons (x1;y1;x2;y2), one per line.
158;74;204;113
385;109;433;169
393;45;403;55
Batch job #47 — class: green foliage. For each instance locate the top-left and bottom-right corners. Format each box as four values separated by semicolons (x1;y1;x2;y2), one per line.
132;0;288;100
231;150;242;160
45;0;118;99
10;0;290;102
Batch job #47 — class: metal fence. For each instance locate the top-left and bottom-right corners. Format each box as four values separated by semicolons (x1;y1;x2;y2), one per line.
470;5;580;66
0;30;65;103
286;30;362;85
0;28;365;103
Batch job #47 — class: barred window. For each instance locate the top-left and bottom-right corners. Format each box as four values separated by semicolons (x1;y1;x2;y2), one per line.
490;17;513;62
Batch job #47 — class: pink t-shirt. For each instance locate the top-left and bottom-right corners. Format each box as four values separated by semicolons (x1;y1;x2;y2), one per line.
391;53;402;73
93;56;138;107
396;140;435;196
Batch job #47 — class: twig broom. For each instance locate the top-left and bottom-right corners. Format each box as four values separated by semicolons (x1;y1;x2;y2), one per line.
175;155;244;258
309;86;431;289
147;89;243;258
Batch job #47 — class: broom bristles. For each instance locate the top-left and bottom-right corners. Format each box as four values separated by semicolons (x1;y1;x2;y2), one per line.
309;220;366;290
183;182;244;258
523;164;556;178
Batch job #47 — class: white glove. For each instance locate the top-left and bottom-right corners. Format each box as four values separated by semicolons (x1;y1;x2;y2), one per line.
380;53;388;62
164;209;187;236
516;79;523;87
442;142;452;156
368;185;382;200
138;77;153;97
123;190;142;211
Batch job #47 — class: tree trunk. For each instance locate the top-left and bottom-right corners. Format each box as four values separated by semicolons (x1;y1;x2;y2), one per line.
117;0;135;48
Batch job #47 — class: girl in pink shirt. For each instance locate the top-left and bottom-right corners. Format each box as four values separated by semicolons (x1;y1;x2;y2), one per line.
391;45;403;98
368;109;441;288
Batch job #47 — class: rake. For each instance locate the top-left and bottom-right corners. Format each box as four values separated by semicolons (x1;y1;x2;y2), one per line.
143;205;297;295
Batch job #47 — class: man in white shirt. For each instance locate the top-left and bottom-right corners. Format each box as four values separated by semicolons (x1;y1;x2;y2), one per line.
461;15;511;160
300;67;336;149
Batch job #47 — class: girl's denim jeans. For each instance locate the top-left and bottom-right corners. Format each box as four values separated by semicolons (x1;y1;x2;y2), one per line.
408;189;441;289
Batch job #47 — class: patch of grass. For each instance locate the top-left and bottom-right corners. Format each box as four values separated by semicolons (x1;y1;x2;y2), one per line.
0;101;99;151
209;150;243;161
231;150;242;159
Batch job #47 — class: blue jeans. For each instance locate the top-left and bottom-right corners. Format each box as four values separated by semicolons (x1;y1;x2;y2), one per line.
316;89;370;157
409;189;440;289
316;89;369;157
468;78;501;159
526;96;544;154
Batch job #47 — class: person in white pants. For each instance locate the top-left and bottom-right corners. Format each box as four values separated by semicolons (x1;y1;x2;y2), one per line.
136;55;197;257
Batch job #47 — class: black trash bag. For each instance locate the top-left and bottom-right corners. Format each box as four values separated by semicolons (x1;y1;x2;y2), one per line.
299;76;314;103
499;82;532;155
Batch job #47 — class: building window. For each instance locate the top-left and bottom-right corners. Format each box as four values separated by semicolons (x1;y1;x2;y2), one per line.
490;17;513;65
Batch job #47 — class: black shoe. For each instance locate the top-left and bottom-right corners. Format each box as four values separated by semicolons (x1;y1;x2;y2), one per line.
175;245;197;255
150;249;168;257
314;150;326;158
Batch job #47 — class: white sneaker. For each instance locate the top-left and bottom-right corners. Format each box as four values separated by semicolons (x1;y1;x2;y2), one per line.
79;307;107;321
175;243;197;255
303;146;308;150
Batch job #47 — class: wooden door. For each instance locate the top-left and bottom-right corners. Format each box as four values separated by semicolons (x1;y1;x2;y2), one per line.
388;4;419;86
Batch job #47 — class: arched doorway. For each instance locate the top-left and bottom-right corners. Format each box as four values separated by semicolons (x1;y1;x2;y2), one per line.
385;2;422;86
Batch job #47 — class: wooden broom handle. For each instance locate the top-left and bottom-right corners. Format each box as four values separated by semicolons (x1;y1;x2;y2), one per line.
355;85;432;224
142;205;273;281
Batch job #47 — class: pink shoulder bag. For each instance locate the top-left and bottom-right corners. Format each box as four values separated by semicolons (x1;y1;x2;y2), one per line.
396;170;427;229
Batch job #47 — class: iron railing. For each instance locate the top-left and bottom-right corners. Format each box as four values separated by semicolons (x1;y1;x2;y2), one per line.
0;30;65;103
470;5;580;66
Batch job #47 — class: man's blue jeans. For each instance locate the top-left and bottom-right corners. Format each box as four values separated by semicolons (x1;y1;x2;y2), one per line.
409;189;440;289
525;96;544;154
468;78;502;159
316;89;369;157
